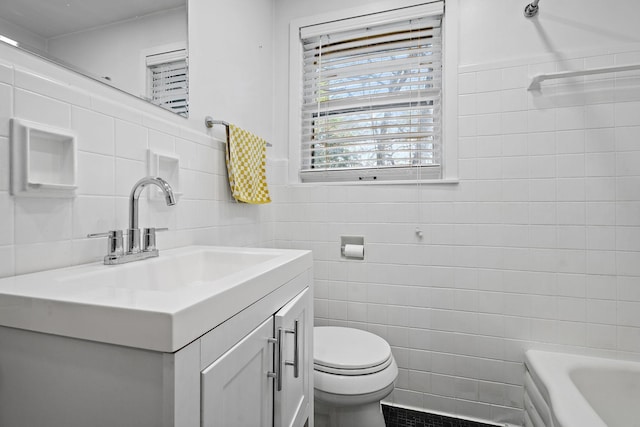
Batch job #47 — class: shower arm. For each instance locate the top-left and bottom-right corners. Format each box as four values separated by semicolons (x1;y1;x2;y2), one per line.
524;0;540;18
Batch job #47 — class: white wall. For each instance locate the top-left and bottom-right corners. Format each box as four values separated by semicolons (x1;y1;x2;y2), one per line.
0;0;281;278
189;0;275;144
459;0;640;66
272;0;640;424
3;0;277;135
48;7;187;100
3;0;640;423
0;36;273;277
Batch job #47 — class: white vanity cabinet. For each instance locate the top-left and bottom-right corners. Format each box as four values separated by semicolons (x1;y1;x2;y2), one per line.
274;288;312;427
201;287;311;427
0;247;313;427
201;317;275;427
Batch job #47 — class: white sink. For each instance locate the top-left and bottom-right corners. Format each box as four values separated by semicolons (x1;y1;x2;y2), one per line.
0;246;312;352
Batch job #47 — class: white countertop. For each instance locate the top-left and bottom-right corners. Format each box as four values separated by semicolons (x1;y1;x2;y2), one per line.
0;246;312;352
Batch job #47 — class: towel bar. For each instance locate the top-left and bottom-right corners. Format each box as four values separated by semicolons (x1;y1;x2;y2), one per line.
528;63;640;90
204;116;272;147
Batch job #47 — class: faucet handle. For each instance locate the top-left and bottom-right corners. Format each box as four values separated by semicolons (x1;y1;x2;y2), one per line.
88;230;124;257
142;227;168;252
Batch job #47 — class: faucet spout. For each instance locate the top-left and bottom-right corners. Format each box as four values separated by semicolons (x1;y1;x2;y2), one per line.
126;177;176;254
128;176;176;231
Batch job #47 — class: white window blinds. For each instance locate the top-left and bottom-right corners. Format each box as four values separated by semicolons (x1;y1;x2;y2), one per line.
147;49;189;117
299;3;443;182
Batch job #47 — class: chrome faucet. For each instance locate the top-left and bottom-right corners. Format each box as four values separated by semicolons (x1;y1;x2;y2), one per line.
127;176;176;254
88;176;176;265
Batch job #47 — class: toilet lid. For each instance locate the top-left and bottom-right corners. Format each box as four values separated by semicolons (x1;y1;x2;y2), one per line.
314;327;392;371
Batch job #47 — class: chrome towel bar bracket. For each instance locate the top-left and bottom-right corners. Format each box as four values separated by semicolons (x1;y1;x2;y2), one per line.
204;116;272;147
205;116;229;128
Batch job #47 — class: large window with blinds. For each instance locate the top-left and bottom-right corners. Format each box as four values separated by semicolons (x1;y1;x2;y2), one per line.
299;2;444;182
146;49;189;118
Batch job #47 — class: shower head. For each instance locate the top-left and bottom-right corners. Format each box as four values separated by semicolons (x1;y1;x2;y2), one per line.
524;0;540;18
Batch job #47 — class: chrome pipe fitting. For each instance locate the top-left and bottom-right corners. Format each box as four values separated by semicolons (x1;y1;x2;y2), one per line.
524;0;540;18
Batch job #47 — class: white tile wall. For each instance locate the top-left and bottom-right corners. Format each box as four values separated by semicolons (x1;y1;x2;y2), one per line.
0;58;273;277
4;12;640;427
271;47;640;425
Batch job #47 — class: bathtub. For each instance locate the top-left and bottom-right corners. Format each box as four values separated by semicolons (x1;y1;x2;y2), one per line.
524;350;640;427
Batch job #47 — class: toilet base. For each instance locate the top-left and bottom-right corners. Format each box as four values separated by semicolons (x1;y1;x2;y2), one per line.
314;399;386;427
314;382;394;427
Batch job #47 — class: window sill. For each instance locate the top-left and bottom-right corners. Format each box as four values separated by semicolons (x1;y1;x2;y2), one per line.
291;178;460;187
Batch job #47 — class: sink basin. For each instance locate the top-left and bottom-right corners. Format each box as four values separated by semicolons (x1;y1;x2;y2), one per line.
62;248;282;292
0;246;312;352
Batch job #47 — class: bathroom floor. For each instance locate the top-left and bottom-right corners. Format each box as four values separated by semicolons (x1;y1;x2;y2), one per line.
382;405;498;427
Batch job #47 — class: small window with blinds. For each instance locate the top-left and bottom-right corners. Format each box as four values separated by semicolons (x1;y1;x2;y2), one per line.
299;3;443;182
146;49;189;117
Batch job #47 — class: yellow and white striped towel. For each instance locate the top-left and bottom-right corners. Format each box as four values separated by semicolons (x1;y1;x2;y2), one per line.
226;124;271;204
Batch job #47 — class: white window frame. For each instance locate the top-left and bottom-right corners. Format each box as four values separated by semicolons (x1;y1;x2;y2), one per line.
140;42;189;117
288;0;458;184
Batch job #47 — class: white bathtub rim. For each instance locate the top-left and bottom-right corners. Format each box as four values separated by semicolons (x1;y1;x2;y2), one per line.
524;371;553;427
525;350;640;427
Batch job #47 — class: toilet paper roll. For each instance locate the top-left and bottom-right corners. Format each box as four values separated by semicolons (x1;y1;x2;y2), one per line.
344;244;364;259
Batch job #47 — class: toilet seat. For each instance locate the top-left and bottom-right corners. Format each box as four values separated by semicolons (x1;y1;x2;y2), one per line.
314;326;392;374
314;356;393;375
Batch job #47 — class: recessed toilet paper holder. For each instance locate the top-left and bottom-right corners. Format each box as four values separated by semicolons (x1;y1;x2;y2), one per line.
340;236;365;260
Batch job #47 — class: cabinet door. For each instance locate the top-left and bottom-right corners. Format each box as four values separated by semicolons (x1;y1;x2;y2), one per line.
274;287;311;427
201;317;274;427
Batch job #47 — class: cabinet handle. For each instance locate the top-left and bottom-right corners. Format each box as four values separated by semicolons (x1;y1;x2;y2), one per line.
266;336;278;382
277;328;284;391
267;330;283;391
284;320;300;378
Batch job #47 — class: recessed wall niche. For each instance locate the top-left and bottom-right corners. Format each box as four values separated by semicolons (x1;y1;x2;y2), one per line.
10;119;78;198
147;149;182;201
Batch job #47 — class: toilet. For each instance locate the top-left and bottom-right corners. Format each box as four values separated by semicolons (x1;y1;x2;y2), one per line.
313;326;398;427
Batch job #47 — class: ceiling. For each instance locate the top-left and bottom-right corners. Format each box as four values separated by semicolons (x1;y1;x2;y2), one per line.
0;0;185;39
